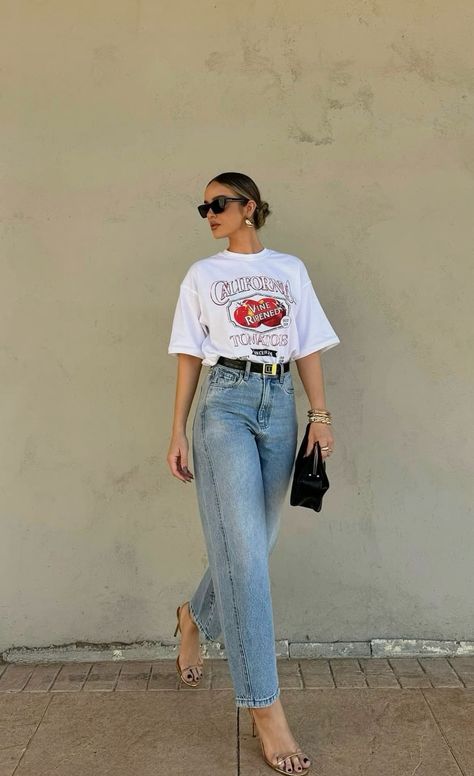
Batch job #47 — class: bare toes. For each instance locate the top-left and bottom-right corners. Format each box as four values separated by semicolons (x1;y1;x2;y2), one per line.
292;756;302;772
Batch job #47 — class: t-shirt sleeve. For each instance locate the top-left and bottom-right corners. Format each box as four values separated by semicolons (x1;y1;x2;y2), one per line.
294;263;340;358
167;278;207;359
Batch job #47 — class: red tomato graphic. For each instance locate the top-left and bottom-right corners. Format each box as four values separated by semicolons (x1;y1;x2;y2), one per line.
233;297;286;328
234;299;261;328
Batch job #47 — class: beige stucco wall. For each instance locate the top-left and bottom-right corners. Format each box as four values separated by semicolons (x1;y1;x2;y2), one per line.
1;2;473;653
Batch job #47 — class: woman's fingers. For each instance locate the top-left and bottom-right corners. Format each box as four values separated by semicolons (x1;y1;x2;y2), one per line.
179;461;194;482
167;451;194;483
304;427;334;459
168;454;185;481
167;434;195;483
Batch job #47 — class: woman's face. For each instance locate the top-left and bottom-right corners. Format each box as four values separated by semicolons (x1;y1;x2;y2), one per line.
203;182;255;239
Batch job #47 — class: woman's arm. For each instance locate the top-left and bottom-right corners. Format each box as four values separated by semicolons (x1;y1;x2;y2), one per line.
295;351;335;459
167;354;202;483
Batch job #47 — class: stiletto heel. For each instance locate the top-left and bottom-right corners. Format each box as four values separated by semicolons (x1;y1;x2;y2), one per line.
247;707;311;775
247;707;257;737
174;602;203;687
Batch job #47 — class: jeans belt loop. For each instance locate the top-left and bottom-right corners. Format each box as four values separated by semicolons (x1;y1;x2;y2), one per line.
244;359;251;380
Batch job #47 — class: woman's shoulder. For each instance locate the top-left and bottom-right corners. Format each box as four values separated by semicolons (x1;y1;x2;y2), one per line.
179;254;220;287
263;249;309;280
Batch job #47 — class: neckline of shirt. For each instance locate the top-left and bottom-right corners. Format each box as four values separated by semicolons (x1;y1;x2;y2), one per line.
219;247;272;260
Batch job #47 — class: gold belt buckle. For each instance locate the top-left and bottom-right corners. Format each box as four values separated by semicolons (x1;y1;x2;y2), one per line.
263;363;277;375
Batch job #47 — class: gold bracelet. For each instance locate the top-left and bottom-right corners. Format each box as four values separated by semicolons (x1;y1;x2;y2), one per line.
308;407;332;425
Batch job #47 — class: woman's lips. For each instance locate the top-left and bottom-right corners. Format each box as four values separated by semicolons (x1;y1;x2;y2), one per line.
211;224;220;229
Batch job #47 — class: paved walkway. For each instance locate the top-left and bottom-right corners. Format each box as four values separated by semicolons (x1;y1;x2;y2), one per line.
1;657;473;774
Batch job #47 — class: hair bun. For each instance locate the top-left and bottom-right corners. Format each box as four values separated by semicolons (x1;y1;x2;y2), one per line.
254;199;271;229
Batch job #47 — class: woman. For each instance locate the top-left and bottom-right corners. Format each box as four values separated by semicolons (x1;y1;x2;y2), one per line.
167;171;340;775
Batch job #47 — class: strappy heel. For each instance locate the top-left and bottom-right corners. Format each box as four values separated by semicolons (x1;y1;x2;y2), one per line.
247;707;311;775
173;602;203;687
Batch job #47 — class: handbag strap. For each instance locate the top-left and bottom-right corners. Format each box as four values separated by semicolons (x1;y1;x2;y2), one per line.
313;441;319;475
312;438;326;476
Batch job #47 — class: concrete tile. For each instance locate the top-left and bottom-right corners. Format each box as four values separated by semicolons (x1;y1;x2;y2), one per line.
0;665;34;692
114;661;151;691
299;659;335;688
330;659;367;688
240;689;462;775
277;659;303;689
423;688;474;774
9;690;236;776
23;664;63;692
419;658;463;688
448;656;474;687
389;658;432;688
50;663;93;692
359;658;400;688
0;694;51;776
83;662;121;692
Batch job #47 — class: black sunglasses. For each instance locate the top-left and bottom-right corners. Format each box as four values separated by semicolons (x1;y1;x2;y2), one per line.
197;196;249;218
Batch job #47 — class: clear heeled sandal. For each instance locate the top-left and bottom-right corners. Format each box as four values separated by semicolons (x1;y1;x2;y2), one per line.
173;602;203;687
247;707;312;775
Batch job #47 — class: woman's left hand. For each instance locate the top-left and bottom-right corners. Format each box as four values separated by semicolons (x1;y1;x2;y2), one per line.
305;422;334;460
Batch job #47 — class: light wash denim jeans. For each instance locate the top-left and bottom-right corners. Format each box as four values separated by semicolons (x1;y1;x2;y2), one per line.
188;359;298;708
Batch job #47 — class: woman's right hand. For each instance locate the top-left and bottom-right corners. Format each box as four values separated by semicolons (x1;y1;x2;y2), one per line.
167;431;194;484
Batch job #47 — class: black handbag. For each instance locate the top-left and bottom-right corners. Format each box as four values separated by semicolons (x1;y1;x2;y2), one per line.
290;423;330;512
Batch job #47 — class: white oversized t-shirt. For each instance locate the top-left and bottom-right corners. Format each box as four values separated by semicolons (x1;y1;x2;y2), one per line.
167;247;340;367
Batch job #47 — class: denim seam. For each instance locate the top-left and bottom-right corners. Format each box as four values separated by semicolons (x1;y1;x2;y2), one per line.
200;394;254;700
210;370;245;389
257;377;271;431
280;372;294;395
202;593;217;638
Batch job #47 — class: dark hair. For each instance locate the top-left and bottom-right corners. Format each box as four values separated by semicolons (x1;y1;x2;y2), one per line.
206;171;271;230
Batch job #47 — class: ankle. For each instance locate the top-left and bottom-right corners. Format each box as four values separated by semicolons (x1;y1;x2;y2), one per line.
251;700;279;718
183;603;198;631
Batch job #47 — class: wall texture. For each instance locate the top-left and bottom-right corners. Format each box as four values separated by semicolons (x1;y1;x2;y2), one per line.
1;1;473;653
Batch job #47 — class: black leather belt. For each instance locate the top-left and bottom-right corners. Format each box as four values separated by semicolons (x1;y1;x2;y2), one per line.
217;356;290;375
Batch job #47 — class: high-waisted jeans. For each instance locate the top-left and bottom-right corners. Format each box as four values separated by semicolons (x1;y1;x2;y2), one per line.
188;359;298;708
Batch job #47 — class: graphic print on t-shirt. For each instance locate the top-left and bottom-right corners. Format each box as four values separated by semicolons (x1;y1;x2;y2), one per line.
230;297;289;329
209;272;295;359
167;250;341;365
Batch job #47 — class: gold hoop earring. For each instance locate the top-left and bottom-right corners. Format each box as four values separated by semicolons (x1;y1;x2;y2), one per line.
245;218;254;227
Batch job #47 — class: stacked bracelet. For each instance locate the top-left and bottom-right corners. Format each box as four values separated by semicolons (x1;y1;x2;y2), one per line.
307;408;332;425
